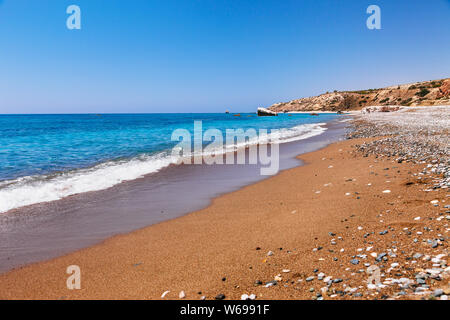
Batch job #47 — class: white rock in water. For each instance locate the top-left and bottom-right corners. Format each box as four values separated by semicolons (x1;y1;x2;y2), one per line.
282;269;290;273
248;294;256;300
391;263;399;268
370;252;378;258
267;251;274;256
161;291;170;298
430;200;439;204
382;190;391;193
414;216;421;221
179;291;186;299
358;226;363;230
257;107;278;116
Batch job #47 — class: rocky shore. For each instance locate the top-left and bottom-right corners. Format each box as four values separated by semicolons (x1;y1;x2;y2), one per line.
348;106;449;191
339;106;449;300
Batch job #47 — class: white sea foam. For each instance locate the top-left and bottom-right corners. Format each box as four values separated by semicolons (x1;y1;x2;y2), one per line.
0;123;327;213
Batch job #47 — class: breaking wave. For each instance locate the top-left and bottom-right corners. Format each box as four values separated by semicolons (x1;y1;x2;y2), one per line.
0;123;327;213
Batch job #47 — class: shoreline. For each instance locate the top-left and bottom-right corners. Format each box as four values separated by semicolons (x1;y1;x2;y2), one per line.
0;107;448;300
0;118;348;274
0;136;447;299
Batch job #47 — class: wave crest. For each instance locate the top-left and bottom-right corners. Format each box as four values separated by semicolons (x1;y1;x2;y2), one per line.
0;123;327;213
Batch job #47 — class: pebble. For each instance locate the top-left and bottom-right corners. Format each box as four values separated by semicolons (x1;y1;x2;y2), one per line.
376;253;387;262
179;291;186;299
433;289;444;297
215;294;226;300
351;259;360;265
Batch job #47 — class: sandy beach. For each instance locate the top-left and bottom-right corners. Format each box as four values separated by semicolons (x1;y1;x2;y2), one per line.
0;107;448;300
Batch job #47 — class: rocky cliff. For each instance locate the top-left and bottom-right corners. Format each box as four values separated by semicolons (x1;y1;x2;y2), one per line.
268;78;450;112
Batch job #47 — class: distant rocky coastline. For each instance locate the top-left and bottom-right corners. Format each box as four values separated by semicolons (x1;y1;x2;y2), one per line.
268;78;450;113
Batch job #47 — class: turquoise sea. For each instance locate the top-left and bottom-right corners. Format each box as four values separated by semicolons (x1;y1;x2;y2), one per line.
0;113;339;213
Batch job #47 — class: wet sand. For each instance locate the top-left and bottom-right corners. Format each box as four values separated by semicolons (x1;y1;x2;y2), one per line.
1;135;447;300
0;120;347;274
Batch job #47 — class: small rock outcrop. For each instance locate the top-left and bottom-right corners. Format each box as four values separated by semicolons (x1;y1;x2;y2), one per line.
257;107;278;116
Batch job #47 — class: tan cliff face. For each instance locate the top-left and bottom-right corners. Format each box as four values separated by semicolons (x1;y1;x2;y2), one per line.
268;78;450;112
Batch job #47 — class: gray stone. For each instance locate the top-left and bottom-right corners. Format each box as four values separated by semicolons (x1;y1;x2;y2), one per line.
433;289;444;297
376;253;387;262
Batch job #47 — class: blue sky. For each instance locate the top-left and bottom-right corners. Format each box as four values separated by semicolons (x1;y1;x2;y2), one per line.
0;0;449;113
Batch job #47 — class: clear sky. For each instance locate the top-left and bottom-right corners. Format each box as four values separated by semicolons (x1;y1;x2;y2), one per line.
0;0;449;114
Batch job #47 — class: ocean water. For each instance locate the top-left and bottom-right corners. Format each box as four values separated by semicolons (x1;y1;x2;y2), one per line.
0;113;339;213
